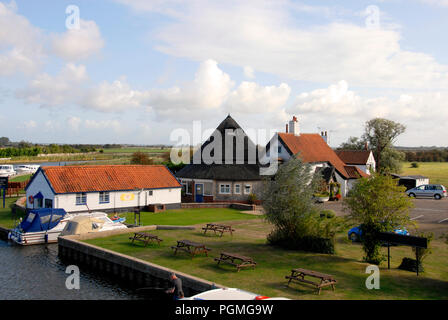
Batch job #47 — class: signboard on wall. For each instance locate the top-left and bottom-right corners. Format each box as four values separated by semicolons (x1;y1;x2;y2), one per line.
120;193;135;202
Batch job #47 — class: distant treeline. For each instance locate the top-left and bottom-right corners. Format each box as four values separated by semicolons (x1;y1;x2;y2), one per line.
405;149;448;162
0;144;97;157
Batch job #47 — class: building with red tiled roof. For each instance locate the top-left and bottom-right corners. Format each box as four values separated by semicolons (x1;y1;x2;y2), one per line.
262;116;369;196
25;165;181;213
335;150;376;175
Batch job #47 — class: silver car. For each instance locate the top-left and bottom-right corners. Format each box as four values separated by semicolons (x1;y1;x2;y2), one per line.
406;184;447;200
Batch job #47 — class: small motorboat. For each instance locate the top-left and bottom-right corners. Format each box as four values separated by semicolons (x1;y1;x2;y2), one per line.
15;164;40;175
8;208;70;245
181;288;290;300
8;210;127;245
0;165;16;177
60;213;127;236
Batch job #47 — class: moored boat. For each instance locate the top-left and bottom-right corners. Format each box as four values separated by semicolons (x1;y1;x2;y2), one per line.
0;165;15;177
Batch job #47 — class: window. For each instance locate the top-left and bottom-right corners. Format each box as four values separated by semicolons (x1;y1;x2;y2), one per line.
99;192;110;203
148;190;153;196
181;181;191;194
45;199;53;208
36;198;43;208
244;184;252;194
204;182;213;195
219;184;231;194
234;184;241;194
76;193;87;205
278;145;282;153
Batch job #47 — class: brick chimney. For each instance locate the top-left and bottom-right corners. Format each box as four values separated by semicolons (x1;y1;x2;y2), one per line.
288;116;300;136
320;131;329;145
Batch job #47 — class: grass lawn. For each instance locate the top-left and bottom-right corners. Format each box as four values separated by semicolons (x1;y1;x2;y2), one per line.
10;174;32;182
0;197;24;229
118;208;259;226
85;214;448;300
401;162;448;187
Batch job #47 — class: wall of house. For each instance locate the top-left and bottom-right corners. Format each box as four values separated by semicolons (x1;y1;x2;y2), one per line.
213;180;263;202
335;172;348;197
26;171;55;208
55;188;181;213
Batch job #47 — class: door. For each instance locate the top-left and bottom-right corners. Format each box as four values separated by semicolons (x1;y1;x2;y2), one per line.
414;185;426;197
195;184;204;203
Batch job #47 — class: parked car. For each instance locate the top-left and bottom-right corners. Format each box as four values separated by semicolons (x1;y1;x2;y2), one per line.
348;224;410;242
406;184;447;200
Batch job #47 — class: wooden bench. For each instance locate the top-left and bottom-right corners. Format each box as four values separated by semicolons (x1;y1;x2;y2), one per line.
214;252;257;272
285;268;337;295
202;223;235;237
171;240;211;257
129;232;163;247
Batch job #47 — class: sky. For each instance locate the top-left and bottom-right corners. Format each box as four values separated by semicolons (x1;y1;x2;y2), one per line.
0;0;447;147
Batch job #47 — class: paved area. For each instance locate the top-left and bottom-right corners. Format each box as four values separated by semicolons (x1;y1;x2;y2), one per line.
321;198;448;237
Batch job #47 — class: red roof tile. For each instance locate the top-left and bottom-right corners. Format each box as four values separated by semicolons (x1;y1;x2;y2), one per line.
335;150;372;165
344;165;369;178
278;133;368;179
40;165;181;194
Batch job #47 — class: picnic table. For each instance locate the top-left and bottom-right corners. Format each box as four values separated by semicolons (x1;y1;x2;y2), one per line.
202;223;235;237
171;239;211;257
214;252;257;272
285;268;337;295
129;232;163;247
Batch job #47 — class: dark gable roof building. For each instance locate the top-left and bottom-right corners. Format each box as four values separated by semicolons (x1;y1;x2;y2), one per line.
176;115;264;203
262;116;369;197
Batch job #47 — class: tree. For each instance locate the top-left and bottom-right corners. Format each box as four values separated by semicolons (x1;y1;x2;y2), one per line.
344;173;414;264
0;137;10;147
262;156;342;253
131;152;154;165
338;136;367;150
362;118;406;173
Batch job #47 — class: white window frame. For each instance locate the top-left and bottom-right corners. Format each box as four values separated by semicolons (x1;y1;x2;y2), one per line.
182;181;191;195
76;193;87;205
234;184;241;194
244;184;252;195
219;184;231;194
99;191;110;204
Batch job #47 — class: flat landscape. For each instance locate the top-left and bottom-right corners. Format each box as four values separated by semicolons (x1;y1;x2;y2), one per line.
401;162;448;187
85;208;448;300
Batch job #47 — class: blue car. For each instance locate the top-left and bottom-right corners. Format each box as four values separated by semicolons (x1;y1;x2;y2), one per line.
348;225;410;242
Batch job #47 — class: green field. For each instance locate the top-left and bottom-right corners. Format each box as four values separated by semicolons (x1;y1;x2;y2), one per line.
0;197;24;229
401;162;448;187
102;147;169;154
86;209;448;300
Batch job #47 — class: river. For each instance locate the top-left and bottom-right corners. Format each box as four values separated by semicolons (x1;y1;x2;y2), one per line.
0;239;144;300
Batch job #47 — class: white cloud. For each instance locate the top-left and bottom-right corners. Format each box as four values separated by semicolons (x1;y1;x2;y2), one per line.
118;0;448;89
418;0;448;7
147;59;234;119
83;79;149;112
51;19;104;61
16;63;88;107
226;81;291;114
67;116;82;131
0;1;45;75
20;120;37;129
243;66;255;79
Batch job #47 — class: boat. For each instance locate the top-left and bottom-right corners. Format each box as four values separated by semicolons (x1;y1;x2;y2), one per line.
0;165;16;177
8;209;127;245
181;288;290;300
14;164;40;175
60;213;127;236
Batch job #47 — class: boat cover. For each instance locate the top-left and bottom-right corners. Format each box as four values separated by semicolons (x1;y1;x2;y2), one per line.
20;208;67;232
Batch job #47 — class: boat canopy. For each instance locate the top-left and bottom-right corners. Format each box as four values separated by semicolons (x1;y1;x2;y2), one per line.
20;208;67;233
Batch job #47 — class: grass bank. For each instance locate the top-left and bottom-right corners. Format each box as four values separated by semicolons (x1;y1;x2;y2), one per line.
401;162;448;187
0;197;24;229
85;210;448;300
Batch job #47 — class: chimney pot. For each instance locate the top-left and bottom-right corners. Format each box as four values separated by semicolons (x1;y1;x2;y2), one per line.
286;124;288;133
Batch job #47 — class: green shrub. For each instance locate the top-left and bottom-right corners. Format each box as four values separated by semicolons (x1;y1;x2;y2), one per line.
320;209;335;219
247;193;257;204
398;257;424;273
267;230;334;254
411;162;419;168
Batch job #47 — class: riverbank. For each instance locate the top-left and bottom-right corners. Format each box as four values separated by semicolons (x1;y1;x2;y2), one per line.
83;212;448;300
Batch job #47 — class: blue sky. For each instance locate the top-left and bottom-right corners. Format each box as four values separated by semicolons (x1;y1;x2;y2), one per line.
1;0;447;147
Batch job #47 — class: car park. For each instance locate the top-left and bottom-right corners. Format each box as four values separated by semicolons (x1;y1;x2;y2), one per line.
348;225;410;242
406;184;447;200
